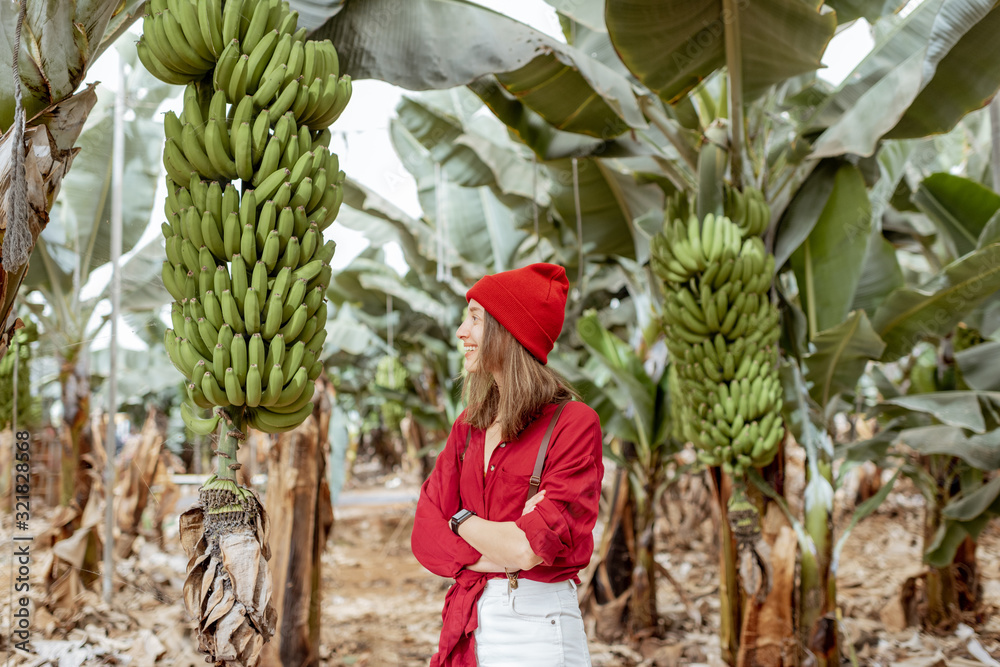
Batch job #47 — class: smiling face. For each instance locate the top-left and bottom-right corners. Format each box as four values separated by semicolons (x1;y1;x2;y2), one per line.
457;299;486;373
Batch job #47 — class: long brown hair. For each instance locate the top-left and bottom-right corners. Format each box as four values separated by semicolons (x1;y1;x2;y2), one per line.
462;310;578;442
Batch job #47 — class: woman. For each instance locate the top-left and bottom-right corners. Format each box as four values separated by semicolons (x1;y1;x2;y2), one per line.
411;263;604;666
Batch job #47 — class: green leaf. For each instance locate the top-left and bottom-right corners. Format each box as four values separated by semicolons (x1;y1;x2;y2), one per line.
545;157;663;260
115;239;173;311
339;178;436;278
824;0;907;24
887;5;1000;139
837;427;899;464
942;475;1000;521
325;304;381;356
576;311;655;446
545;0;607;32
391;120;528;274
872;243;1000;361
977;209;1000;249
805;311;886;408
395;97;495;188
288;0;346;30
955;341;1000;391
311;0;644;137
812;0;1000;156
789;162;872;337
605;0;836;103
898;424;1000;468
774;160;839;270
358;272;448;322
851;234;904;315
924;513;992;568
912;173;1000;258
887;392;1000;433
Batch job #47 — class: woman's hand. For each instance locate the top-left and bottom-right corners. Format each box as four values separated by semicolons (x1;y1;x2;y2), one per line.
521;489;546;516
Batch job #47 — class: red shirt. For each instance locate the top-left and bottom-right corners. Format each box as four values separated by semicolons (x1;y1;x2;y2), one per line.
411;401;604;666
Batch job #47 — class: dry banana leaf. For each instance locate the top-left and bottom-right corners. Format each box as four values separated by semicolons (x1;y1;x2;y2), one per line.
181;488;276;666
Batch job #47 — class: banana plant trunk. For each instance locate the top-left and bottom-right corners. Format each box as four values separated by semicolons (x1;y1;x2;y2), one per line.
58;350;93;513
712;469;742;665
261;382;334;667
714;455;800;667
799;461;837;666
920;455;979;630
0;91;96;360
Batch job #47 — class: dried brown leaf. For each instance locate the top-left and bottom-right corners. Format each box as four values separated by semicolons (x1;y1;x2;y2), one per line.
204;584;236;629
179;505;205;558
220;532;261;608
201;556;219;611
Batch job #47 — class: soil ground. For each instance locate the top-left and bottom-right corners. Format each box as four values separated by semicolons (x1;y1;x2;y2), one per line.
2;465;999;667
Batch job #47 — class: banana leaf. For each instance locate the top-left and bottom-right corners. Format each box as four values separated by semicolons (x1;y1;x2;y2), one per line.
339;178;437;278
978;210;1000;248
824;0;907;24
887;393;1000;435
788;162;872;337
545;157;663;260
576;311;657;445
25;47;169;294
804;310;886;408
955;341;1000;391
544;0;607;32
391;120;528;274
604;0;836;103
395;97;495;188
812;0;1000;156
924;512;994;568
396;92;548;204
912;173;1000;258
0;0;145;131
942;475;1000;522
872;243;1000;361
850;235;904;315
309;0;645;138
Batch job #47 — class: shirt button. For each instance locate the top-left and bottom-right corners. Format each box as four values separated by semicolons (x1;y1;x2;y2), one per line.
490;465;495;471
500;443;505;448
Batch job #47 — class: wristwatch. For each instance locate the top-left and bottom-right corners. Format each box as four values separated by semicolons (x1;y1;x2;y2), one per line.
450;508;476;535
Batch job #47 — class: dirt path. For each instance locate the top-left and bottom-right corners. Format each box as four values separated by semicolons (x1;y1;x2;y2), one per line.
2;479;998;666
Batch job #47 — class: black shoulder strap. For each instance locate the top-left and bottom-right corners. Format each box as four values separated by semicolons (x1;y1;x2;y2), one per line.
460;428;471;462
527;401;569;500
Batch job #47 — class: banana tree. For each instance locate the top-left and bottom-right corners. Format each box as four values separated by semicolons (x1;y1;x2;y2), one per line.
21;45;170;510
0;0;147;361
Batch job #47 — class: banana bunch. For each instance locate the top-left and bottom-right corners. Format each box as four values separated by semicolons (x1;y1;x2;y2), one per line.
652;199;784;478
143;0;350;438
137;0;223;84
723;185;770;238
160;169;338;434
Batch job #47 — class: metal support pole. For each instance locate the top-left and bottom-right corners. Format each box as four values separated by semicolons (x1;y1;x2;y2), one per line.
103;53;126;604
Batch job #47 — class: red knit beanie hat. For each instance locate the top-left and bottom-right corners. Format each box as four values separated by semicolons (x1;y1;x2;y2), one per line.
466;263;569;364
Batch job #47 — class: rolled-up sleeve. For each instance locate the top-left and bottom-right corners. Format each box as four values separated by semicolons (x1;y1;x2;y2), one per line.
515;411;603;566
411;420;482;578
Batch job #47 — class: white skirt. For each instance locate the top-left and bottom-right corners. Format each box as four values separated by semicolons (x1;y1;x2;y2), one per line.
474;578;592;667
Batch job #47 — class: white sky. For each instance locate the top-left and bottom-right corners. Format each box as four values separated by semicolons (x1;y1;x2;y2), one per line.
80;0;874;351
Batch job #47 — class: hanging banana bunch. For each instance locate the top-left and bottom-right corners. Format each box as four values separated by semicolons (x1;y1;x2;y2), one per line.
651;186;783;598
139;0;351;663
652;186;780;478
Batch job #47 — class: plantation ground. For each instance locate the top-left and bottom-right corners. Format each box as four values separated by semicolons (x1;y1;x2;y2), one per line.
2;471;999;666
